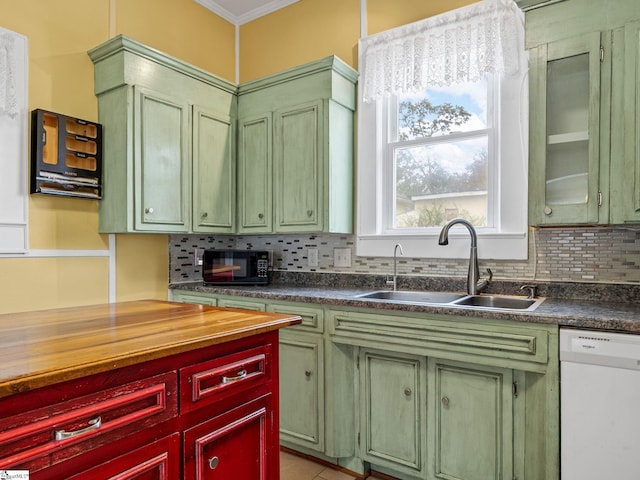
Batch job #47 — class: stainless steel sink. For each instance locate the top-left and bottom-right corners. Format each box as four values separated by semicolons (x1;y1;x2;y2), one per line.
355;290;467;304
355;291;544;311
451;295;542;310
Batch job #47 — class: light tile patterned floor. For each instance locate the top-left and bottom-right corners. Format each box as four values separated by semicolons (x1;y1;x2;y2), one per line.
280;451;386;480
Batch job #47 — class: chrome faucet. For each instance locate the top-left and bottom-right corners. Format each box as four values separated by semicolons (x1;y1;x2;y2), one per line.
438;218;492;295
386;243;404;291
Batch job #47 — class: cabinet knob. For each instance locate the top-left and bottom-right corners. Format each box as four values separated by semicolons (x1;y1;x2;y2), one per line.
202;211;208;218
145;207;154;214
404;387;412;396
258;213;264;219
208;456;219;470
441;395;450;407
307;209;313;217
544;205;552;215
305;370;312;377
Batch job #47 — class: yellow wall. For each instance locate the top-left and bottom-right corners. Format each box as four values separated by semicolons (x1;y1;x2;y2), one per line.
240;0;361;81
240;0;477;81
0;0;234;314
0;0;476;314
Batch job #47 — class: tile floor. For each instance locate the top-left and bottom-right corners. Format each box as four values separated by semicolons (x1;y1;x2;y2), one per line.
280;451;386;480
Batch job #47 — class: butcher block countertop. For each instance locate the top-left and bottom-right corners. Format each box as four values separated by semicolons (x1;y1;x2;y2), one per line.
0;300;301;399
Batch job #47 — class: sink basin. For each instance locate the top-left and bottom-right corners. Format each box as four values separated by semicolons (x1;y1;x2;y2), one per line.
355;291;544;311
452;295;540;310
355;290;467;304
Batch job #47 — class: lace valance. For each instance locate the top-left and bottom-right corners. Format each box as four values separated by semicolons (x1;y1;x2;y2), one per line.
360;0;525;103
0;30;19;118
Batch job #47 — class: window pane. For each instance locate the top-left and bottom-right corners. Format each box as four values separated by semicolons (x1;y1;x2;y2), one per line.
394;137;488;228
397;77;488;140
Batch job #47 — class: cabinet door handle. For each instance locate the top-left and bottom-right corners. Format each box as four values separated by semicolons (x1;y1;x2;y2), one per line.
441;396;450;407
305;370;312;377
307;209;313;217
145;207;154;214
404;388;412;396
258;213;264;219
202;211;208;218
208;456;220;470
222;369;247;384
55;416;102;440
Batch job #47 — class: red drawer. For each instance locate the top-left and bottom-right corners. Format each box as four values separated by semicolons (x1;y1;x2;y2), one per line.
0;371;178;471
64;433;180;480
180;344;273;414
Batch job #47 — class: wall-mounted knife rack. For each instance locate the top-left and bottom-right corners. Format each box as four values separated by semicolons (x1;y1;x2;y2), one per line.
30;109;103;199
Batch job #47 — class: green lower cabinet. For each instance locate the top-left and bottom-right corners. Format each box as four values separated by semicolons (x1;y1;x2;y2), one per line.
217;297;266;311
359;349;427;478
170;292;558;479
170;291;217;306
279;330;324;452
428;358;514;480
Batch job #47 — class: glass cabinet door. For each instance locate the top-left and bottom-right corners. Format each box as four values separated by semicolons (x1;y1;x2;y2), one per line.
529;32;607;225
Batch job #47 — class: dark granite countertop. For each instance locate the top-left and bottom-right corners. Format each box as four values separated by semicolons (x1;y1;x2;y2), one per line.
170;274;640;333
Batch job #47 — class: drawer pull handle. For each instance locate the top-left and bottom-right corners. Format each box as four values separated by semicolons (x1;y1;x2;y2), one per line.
55;416;102;441
222;369;247;384
404;388;412;396
208;456;220;469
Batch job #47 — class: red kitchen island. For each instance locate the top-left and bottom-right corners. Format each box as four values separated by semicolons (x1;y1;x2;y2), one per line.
0;300;301;479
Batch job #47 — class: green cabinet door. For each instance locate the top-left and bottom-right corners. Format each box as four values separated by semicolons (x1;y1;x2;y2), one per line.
428;358;513;480
192;106;235;233
529;32;609;225
237;114;272;233
274;100;324;232
611;21;640;223
359;348;426;478
134;87;189;232
278;330;325;452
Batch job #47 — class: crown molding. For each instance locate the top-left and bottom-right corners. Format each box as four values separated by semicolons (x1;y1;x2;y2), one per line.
194;0;300;25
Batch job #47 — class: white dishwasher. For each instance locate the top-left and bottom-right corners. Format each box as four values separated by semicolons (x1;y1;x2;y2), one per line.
560;328;640;480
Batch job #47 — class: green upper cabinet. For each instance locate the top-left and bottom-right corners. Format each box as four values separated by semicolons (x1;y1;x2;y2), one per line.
528;32;609;225
237;56;358;234
525;0;640;225
611;21;640;223
88;35;236;234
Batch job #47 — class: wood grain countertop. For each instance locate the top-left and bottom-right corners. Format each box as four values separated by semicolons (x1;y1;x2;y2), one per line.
0;300;301;399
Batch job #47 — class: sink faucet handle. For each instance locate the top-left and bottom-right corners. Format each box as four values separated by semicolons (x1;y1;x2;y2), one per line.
520;284;538;299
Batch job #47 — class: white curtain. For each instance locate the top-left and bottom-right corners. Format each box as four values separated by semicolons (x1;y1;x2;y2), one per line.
0;30;19;118
359;0;525;103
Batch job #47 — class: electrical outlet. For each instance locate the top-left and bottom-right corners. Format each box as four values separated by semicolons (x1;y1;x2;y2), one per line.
308;248;319;267
334;248;351;268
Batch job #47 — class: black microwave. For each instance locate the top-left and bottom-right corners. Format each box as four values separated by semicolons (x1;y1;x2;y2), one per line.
203;250;270;285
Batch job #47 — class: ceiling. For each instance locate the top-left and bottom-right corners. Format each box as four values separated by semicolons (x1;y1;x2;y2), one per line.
194;0;301;25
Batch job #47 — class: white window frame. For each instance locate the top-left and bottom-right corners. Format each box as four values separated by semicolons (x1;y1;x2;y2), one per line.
0;27;29;255
357;56;529;260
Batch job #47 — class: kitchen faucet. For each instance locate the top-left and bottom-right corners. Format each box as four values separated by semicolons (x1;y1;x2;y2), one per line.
438;218;492;295
385;243;404;291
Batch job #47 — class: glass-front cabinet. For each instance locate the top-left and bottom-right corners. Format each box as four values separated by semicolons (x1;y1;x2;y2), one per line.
529;32;609;225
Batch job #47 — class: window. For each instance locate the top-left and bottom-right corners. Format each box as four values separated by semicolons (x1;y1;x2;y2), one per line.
357;0;528;260
389;76;492;230
0;27;28;254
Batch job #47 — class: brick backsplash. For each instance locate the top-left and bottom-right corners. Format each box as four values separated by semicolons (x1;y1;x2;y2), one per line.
169;226;640;285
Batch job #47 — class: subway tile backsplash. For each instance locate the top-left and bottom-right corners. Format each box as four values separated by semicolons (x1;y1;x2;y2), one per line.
169;226;640;285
